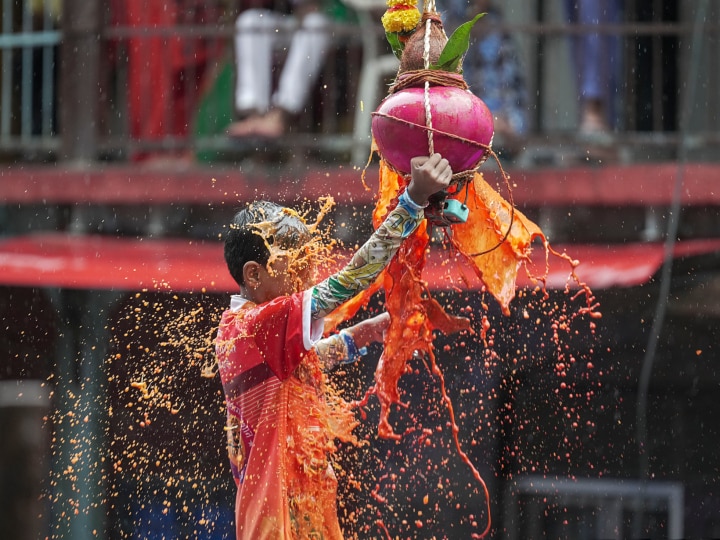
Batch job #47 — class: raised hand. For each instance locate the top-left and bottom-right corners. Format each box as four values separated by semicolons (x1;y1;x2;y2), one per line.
406;153;453;206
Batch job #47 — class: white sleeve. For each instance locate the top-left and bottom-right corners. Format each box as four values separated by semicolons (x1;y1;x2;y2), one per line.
302;289;325;350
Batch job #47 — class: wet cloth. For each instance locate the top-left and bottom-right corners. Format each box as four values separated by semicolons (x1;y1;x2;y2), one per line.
216;191;425;539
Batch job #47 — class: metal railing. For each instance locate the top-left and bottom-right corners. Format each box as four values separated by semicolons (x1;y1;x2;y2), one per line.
1;0;718;165
504;476;684;540
0;0;60;153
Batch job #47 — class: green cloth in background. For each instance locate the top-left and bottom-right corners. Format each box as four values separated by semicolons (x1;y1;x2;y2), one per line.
193;55;235;163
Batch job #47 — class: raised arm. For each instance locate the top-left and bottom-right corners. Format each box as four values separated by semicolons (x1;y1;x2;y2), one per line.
310;154;452;319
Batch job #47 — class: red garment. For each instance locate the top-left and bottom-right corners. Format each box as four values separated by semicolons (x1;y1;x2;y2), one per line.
216;292;352;540
114;0;222;159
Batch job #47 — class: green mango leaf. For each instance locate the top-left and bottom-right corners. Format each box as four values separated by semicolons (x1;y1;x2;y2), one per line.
431;12;486;72
385;32;404;59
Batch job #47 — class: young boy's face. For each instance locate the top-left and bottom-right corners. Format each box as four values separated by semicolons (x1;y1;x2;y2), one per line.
259;254;314;300
243;210;330;302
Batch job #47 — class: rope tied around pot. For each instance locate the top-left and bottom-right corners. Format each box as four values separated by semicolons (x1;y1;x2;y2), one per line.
389;70;469;94
371;0;515;254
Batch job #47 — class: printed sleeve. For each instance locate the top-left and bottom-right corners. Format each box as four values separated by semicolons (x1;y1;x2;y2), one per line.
310;190;424;319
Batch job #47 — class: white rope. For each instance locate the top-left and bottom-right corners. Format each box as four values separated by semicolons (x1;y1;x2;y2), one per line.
424;81;434;155
423;17;434;155
422;16;431;69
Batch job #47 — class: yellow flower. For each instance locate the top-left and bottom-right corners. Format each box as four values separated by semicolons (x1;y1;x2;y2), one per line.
386;0;416;7
381;6;421;33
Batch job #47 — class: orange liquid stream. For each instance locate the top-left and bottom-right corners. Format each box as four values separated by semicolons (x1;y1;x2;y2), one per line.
327;160;601;537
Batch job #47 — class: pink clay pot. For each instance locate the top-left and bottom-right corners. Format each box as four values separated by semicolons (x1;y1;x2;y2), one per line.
371;86;494;175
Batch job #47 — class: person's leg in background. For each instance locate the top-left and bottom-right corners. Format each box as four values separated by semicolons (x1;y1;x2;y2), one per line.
229;8;330;138
125;0;179;160
268;11;330;135
565;0;623;134
233;9;282;117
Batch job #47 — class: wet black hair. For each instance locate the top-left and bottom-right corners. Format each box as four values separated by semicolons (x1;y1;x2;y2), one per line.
224;201;311;287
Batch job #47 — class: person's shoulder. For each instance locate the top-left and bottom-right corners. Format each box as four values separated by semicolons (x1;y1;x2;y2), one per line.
253;293;305;317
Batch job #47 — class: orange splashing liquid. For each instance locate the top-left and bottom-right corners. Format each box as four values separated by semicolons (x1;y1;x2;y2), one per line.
106;199;345;537
109;187;601;539
104;291;233;538
347;160;602;538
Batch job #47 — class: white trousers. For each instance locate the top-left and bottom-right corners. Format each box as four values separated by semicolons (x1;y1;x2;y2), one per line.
234;9;330;115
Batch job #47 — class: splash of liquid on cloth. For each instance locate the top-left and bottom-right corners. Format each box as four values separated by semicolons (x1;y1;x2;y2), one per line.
98;189;600;539
112;200;360;538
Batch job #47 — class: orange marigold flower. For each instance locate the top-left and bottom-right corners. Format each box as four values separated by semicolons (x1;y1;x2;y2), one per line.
386;0;417;7
381;7;421;33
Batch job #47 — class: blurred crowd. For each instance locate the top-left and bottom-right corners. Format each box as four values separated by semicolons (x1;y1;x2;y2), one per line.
3;0;682;166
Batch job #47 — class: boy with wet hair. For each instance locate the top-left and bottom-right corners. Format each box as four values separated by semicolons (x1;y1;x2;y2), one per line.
216;153;453;539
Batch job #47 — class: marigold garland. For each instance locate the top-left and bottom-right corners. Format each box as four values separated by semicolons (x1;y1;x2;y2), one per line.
381;0;420;34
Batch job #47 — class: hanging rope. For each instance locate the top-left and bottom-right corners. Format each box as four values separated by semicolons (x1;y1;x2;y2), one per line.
423;13;435;155
371;0;515;257
371;112;494;177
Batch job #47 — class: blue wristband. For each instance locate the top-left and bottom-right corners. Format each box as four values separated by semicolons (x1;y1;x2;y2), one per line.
339;331;367;364
398;189;428;217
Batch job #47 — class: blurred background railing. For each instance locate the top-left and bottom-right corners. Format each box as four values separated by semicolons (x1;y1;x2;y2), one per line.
1;0;718;167
0;0;61;154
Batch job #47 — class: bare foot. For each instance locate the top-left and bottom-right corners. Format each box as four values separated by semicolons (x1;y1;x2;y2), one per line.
227;109;288;138
251;109;288;138
580;113;609;134
579;99;609;134
227;114;265;138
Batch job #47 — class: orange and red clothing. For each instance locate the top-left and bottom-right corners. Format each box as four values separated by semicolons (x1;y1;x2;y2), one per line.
217;291;350;539
216;191;426;539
